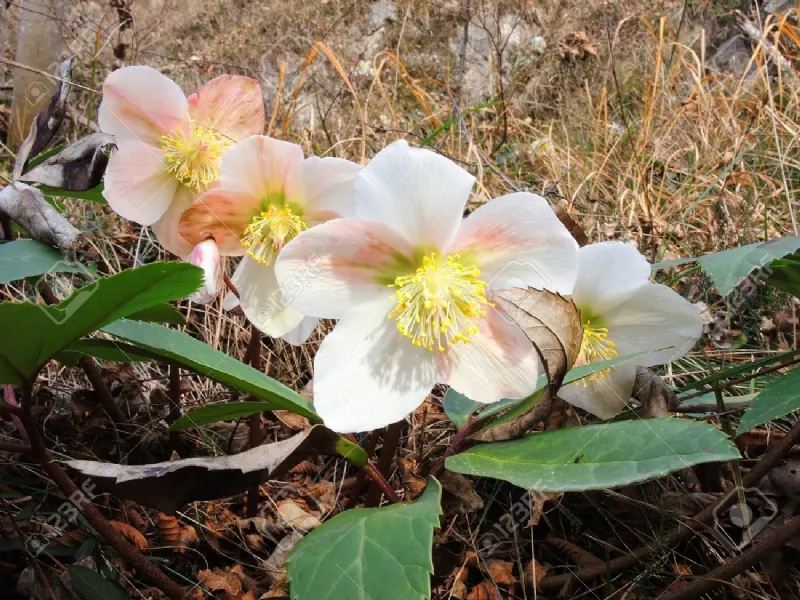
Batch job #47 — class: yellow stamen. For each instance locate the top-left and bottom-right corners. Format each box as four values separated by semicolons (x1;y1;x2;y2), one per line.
389;253;490;352
241;205;307;265
160;119;229;191
577;319;618;386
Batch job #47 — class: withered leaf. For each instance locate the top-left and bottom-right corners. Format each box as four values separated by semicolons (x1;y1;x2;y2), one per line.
473;288;582;441
0;182;80;252
66;425;365;513
20;133;114;191
632;367;679;418
13;59;73;179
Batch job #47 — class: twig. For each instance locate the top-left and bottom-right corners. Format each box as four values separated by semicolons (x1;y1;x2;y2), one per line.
18;382;187;599
245;323;263;518
0;441;31;454
660;515;800;600
454;0;471;107
539;416;800;590
365;421;403;507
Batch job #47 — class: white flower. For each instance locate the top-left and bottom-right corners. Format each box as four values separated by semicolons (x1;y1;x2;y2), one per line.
275;140;579;433
560;242;703;419
187;239;223;305
531;36;547;52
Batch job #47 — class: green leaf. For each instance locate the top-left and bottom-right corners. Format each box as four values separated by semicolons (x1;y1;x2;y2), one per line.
737;367;800;432
67;565;128;600
0;262;202;383
127;303;186;325
40;183;106;204
171;401;276;431
764;251;800;296
287;478;442;600
58;339;158;365
103;319;318;420
445;418;739;491
562;348;668;385
0;239;83;284
696;237;800;297
443;390;523;428
679;349;800;392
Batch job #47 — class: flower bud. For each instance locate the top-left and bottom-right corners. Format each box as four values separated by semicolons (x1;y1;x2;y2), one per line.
187;239;223;304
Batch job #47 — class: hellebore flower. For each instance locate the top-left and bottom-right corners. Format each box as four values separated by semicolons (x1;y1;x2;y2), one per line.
275;140;579;433
179;135;360;340
187;239;223;305
99;66;266;256
559;242;703;419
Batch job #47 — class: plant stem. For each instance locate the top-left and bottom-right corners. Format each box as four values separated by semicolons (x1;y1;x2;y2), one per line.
365;421;403;507
363;462;401;504
0;213;12;240
18;381;187;599
245;323;263;517
345;429;382;509
0;441;31;454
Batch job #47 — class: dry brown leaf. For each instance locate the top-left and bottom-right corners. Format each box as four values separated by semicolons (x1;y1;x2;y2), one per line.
398;458;427;499
109;519;148;549
277;500;321;531
158;513;181;545
486;559;517;585
440;471;484;515
275;409;311;430
522;559;548;590
632;367;679;417
473;288;581;442
198;568;243;598
557;31;598;59
308;481;338;513
452;580;468;599
466;581;501;600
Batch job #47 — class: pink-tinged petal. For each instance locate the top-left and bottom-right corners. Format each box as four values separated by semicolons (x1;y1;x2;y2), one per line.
187;75;266;142
103;140;177;226
559;361;638;419
285;156;361;222
219;136;304;198
313;298;438;433
187;239;223;304
151;187;195;258
99;66;187;145
179;188;259;255
355;140;474;248
235;257;305;337
437;306;540;403
280;316;320;346
275;218;412;319
448;192;579;295
571;242;652;315
604;283;703;366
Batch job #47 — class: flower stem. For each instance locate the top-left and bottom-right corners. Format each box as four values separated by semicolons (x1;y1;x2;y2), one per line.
245;323;263;517
365;421;403;507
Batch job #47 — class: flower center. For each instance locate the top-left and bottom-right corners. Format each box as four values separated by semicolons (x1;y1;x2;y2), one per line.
160;119;229;191
389;253;489;352
241;205;307;266
577;319;618;385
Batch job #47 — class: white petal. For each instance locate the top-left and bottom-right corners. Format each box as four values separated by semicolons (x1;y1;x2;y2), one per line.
448;192;579;295
187;239;223;304
285;157;361;222
559;361;638;419
605;283;703;366
280;317;320;346
313;298;438;433
236;256;305;337
355;140;474;248
571;242;652;315
219;135;304;198
150;187;196;258
437;306;540;403
99;66;187;145
275;218;411;319
103;140;177;226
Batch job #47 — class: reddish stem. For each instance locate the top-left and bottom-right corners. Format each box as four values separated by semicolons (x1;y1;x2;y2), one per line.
245;324;263;517
365;421;403;507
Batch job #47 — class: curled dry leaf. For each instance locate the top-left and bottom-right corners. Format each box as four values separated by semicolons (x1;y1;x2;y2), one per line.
633;367;679;418
440;470;484;514
20;133;114;191
473;288;582;442
522;559;548;590
275;409;311;430
276;499;321;531
264;531;304;585
157;513;196;552
109;519;147;549
557;31;598;60
13;58;73;179
466;581;502;600
66;425;364;513
0;182;80;252
198;567;243;598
